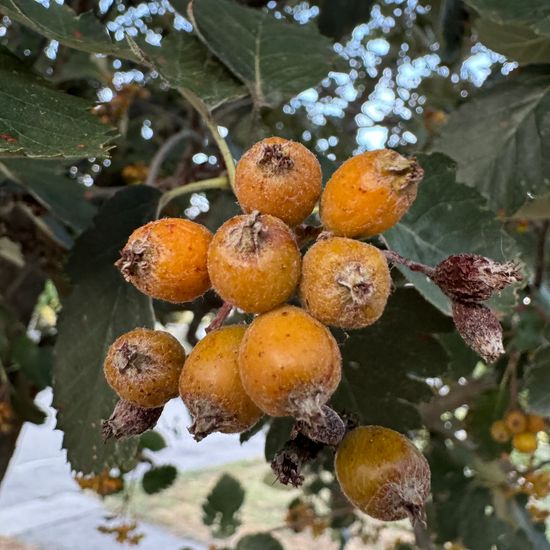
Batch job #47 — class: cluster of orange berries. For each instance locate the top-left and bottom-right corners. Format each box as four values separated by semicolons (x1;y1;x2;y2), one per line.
103;137;429;523
490;409;546;454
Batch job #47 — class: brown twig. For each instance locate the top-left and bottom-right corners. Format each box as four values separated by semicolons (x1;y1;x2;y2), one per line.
383;250;435;277
205;302;233;333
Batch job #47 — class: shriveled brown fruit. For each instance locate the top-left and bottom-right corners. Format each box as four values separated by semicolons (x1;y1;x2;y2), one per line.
116;218;212;303
451;301;504;363
239;305;342;443
235;137;322;227
300;236;391;329
179;325;262;441
104;328;185;408
102;399;163;441
207;212;301;313
320;149;423;237
335;425;431;524
431;254;522;303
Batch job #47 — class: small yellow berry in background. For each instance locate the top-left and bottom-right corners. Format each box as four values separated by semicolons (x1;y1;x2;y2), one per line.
504;409;528;434
512;432;538;454
490;420;511;443
527;414;546;433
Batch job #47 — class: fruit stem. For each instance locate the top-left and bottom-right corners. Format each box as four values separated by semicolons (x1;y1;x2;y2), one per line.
156;175;230;218
205;302;233;333
383;250;435;277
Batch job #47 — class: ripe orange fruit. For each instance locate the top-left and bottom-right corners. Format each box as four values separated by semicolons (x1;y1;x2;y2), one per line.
512;432;538;454
504;410;528;434
299;237;391;329
117;218;212;303
207;213;301;313
320;149;423;237
179;325;262;441
235;137;322;227
527;414;546;433
239;305;341;423
490;420;510;443
335;426;430;523
104;328;185;408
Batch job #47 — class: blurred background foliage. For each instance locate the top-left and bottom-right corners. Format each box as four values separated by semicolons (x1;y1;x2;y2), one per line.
0;0;549;548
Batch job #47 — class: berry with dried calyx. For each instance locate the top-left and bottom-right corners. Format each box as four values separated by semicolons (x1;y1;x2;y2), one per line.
512;432;538;454
299;236;391;329
104;328;185;408
320;149;423;238
451;301;504;363
102;399;163;441
335;426;430;524
179;325;262;441
207;213;301;313
431;254;522;303
239;305;342;443
116;218;212;303
504;410;528;434
490;420;510;443
527;414;546;433
235;137;322;227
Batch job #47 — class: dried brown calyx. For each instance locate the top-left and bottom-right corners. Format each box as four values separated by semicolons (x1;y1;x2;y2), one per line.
186;398;248;442
336;262;374;306
452;301;504;363
258;143;294;174
229;211;265;254
115;239;149;280
432;254;522;303
379;152;424;192
102;399;163;441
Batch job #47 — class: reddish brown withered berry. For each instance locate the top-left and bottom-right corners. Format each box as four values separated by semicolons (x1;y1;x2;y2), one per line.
207;213;301;313
235;137;322;227
431;254;522;303
179;325;263;441
116;218;212;303
335;426;431;524
104;328;186;408
299;237;391;329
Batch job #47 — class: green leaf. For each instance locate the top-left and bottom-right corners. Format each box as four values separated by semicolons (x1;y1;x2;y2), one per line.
331;288;453;432
202;473;245;538
475;18;550;65
439;332;480;379
525;347;550;415
465;0;550;38
264;417;294;461
434;67;550;214
11;335;52;390
142;465;178;494
316;0;374;40
139;430;167;452
439;0;469;65
132;33;245;110
0;159;96;232
236;533;284;550
53;186;160;474
385;153;521;315
10;372;46;424
190;0;335;106
0;49;114;159
0;0;135;58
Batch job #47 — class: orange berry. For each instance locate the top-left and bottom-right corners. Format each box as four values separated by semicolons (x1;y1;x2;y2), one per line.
527;414;546;433
207;213;301;313
239;305;341;423
490;420;511;443
504;410;528;434
320;149;423;237
335;426;430;523
299;237;391;329
235;137;322;226
512;432;538;454
104;328;185;408
117;218;212;303
179;326;262;441
532;472;550;498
